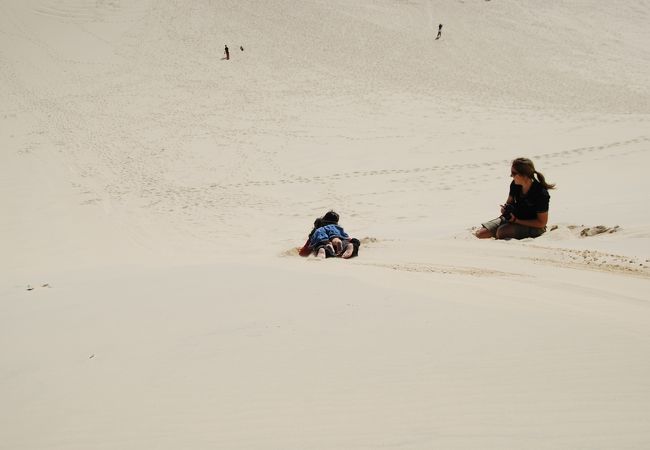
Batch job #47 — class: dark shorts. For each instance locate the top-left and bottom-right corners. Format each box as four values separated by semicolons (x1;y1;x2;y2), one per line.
312;238;360;258
481;217;545;239
312;239;349;257
312;242;335;257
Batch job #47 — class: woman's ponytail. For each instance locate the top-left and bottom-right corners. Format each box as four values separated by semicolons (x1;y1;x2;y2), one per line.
512;158;556;189
534;170;556;190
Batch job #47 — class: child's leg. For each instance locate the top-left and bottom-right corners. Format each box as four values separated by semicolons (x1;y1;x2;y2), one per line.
331;237;343;254
341;242;354;258
324;241;336;257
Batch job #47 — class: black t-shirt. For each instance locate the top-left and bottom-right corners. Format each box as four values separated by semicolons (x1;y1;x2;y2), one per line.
508;180;550;220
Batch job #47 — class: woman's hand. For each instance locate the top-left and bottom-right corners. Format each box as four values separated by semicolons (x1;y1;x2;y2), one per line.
501;197;514;215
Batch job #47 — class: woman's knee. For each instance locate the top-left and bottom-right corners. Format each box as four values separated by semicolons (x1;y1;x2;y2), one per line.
495;224;514;240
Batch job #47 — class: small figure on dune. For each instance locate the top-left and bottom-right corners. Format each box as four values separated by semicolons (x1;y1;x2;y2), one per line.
224;44;230;60
299;210;360;259
240;45;244;51
436;23;443;40
475;157;556;240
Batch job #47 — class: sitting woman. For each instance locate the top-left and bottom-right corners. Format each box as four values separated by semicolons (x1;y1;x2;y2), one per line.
475;157;556;240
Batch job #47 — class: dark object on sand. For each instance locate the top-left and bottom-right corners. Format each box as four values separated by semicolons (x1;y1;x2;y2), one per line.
349;238;361;258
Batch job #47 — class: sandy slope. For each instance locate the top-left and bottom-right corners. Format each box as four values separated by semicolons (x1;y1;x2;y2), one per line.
1;1;650;449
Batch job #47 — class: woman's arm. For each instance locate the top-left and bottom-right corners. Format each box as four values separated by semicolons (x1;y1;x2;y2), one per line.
500;196;514;214
511;211;548;229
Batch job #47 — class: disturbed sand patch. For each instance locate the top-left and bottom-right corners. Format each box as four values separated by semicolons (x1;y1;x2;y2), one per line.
527;245;649;277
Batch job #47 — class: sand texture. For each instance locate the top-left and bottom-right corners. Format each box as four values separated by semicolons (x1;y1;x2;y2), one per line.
2;1;650;449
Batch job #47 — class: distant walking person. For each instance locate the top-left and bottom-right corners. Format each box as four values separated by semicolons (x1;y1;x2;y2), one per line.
224;45;230;60
436;23;443;40
240;45;244;51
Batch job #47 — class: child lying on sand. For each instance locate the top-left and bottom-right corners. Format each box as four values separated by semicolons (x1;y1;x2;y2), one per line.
299;211;360;258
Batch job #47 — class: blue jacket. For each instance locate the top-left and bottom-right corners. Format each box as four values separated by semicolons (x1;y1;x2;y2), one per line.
308;224;349;248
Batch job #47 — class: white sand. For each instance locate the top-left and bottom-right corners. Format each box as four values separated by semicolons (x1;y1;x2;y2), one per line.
2;1;650;448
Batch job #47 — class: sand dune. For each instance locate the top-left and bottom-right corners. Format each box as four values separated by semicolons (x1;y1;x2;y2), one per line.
2;1;649;448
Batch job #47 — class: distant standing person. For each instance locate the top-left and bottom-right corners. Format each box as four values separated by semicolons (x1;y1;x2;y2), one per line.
436;24;443;39
224;45;230;60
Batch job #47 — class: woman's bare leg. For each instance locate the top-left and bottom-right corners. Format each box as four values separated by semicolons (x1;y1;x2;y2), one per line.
475;227;493;239
495;224;518;240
